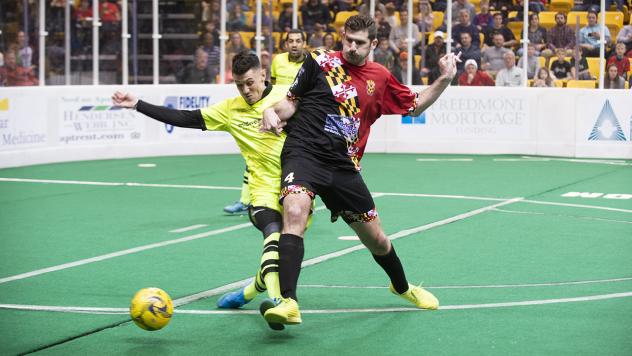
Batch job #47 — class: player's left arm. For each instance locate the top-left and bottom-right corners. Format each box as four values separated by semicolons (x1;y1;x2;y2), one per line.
410;52;461;117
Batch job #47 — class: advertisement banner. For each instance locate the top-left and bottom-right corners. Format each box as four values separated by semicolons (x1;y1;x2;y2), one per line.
58;95;144;145
397;89;532;140
0;95;48;151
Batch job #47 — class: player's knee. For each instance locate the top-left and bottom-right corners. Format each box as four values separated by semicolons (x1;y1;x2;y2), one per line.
248;207;282;235
283;203;309;233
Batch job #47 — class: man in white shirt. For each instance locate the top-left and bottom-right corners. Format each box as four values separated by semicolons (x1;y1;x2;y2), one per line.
495;51;524;86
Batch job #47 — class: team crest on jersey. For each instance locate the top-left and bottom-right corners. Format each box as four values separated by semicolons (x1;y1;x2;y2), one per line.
314;51;342;71
366;80;375;96
332;82;358;102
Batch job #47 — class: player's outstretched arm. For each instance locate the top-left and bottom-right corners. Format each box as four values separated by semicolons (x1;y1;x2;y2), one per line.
111;91;204;130
260;97;297;135
410;52;461;117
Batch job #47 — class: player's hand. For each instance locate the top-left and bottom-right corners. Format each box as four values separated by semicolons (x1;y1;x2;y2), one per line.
438;52;462;80
111;91;139;109
260;107;285;136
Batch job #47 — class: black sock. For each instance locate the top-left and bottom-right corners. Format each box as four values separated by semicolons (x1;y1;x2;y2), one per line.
278;233;304;301
372;245;409;294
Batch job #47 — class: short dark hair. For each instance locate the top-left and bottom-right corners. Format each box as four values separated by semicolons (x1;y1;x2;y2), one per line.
232;50;260;75
285;29;306;42
587;9;598;17
344;15;377;41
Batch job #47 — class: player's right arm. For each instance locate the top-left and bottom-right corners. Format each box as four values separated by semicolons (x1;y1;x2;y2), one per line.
111;91;205;129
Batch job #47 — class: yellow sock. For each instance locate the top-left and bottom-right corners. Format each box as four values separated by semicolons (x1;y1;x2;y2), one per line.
261;232;281;299
243;270;265;301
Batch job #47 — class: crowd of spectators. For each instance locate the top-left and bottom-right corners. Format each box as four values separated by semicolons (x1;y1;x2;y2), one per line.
1;0;631;88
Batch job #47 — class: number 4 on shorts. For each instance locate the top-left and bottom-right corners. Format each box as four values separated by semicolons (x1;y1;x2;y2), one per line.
284;172;295;183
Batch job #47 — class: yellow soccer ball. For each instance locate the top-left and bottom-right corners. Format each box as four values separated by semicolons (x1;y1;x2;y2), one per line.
129;287;173;331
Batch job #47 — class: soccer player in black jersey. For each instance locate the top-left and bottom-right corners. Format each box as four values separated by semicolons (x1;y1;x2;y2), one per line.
259;15;460;325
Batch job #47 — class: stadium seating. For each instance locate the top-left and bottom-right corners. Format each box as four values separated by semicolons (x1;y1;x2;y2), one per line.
566;79;597;88
432;11;444;31
334;11;358;29
586;57;602;80
538;11;557;29
548;0;573;13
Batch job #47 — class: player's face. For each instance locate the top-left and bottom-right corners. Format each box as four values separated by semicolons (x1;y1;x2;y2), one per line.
234;68;267;105
342;29;377;66
286;33;304;57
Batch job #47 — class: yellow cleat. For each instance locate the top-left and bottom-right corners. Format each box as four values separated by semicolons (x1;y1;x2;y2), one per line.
263;297;302;325
390;283;439;310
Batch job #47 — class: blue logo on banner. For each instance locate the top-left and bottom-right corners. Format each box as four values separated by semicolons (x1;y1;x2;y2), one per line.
162;96;210;133
401;112;426;124
588;100;626;141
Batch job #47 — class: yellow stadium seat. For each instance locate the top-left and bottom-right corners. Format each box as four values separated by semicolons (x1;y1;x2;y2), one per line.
539;11;557;29
586;57;601;80
508;21;524;40
432;11;444;31
538;56;546;68
549;0;573;13
605;11;624;38
554;80;564;87
567;11;588;27
414;54;421;69
334;11;358;29
244;11;254;27
566;79;597;88
241;32;255;47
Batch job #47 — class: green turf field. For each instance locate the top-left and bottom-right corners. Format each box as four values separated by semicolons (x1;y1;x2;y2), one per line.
1;154;631;355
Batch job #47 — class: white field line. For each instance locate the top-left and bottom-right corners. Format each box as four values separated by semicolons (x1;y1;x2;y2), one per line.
492;208;632;225
0;177;241;190
0;206;330;286
2;291;631;315
2;177;628;215
416;158;474;162
521;199;632;214
169;224;209;233
300;276;632;290
155;198;524;307
493;157;632;166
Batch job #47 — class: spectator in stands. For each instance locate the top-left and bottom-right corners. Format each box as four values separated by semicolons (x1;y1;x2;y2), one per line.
547;12;575;65
432;0;448;12
518;14;548;57
483;13;517;52
331;0;355;13
489;0;515;12
496;51;524;86
373;37;396;72
474;0;494;31
481;32;510;77
221;53;235;84
227;0;249;12
250;26;276;53
1;50;38;86
358;1;386;17
308;24;326;49
176;48;215;84
570;46;594;80
616;24;632;53
383;3;399;28
456;32;481;76
301;0;332;35
452;9;481;50
458;58;495;86
200;31;221;75
606;0;624;11
603;63;626;88
252;5;273;29
572;0;600;12
374;9;392;39
260;50;271;80
227;5;247;32
226;33;249;56
607;43;630;80
517;43;540;79
451;0;477;24
277;4;294;33
532;67;554;87
100;0;121;33
390;9;420;55
550;48;572;80
579;10;611;57
17;31;33;69
394;51;423;85
416;1;434;33
421;31;447;84
322;33;336;50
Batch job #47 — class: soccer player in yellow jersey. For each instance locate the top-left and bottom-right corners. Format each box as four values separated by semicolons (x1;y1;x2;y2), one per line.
271;29;307;84
112;51;288;330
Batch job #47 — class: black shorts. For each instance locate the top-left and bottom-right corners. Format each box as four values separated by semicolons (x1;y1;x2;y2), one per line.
280;155;377;224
